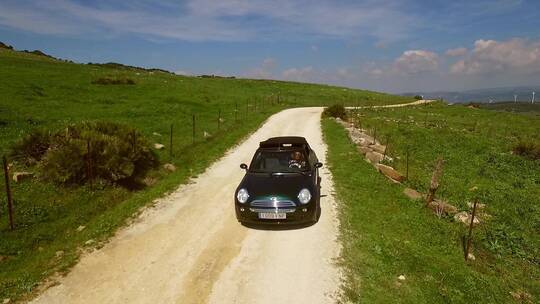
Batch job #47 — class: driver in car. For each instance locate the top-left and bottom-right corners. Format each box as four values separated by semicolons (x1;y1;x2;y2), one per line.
288;151;306;169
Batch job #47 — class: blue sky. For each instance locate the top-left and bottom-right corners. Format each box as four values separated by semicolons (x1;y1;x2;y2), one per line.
1;0;539;93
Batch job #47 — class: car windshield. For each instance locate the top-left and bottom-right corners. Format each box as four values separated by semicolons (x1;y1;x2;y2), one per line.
249;150;309;173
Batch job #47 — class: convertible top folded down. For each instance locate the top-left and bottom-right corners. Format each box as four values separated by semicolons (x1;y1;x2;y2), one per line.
259;136;309;148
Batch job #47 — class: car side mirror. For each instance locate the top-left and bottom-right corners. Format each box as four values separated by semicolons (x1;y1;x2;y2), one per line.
314;162;323;168
240;163;248;171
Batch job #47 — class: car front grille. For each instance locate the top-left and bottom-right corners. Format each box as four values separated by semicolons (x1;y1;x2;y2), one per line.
250;208;296;213
250;199;296;208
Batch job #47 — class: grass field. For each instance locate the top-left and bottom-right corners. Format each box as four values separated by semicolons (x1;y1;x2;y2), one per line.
476;101;540;117
323;103;539;303
0;47;413;301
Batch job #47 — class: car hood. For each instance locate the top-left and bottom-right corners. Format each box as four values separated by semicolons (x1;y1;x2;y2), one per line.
241;172;312;201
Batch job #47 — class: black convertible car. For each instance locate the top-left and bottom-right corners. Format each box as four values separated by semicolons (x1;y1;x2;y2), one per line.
234;136;323;225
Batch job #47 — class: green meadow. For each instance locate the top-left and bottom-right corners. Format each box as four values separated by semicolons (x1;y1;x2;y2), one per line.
323;102;539;303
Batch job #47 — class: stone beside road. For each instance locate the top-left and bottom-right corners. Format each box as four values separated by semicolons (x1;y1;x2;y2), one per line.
403;188;423;200
376;163;405;182
13;171;33;182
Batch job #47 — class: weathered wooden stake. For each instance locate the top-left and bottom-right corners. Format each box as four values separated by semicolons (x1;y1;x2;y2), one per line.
383;136;390;159
372;127;377;144
425;157;444;207
465;199;478;261
3;156;14;230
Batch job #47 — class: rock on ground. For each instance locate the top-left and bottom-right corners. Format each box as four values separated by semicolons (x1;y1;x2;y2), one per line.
357;146;372;155
365;151;384;164
403;188;422;200
467;201;486;210
163;163;176;172
376;164;405;182
13;171;33;182
427;200;458;215
369;144;386;154
154;143;165;150
454;211;480;226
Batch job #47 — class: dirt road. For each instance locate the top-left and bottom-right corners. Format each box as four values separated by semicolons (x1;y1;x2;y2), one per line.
31;107;341;304
346;99;434;109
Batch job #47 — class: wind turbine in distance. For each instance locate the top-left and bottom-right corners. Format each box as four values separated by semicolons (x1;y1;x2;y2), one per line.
533;91;536;104
514;94;517;103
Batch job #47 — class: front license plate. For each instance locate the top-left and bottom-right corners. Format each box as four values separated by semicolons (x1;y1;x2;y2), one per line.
258;212;286;219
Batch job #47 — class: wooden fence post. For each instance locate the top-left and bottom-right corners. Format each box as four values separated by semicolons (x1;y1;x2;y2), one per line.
383;136;390;159
425;157;444;207
3;156;14;230
465;199;478;261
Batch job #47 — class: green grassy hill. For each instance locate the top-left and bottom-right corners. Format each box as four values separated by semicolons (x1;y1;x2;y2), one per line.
324;102;539;303
0;47;413;301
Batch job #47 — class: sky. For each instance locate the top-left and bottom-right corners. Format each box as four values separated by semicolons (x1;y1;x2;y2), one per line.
0;0;539;93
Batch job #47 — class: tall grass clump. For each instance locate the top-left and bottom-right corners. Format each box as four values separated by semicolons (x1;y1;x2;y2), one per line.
322;104;347;120
11;121;158;186
91;76;135;85
9;129;51;164
513;140;540;160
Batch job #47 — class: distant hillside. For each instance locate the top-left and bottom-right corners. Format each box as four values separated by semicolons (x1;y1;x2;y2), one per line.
403;86;539;103
476;101;540;117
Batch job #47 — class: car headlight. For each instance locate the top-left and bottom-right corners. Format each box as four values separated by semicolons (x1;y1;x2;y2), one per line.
298;188;311;204
237;188;249;203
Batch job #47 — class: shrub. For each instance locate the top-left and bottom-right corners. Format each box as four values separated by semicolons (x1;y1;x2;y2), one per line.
91;77;135;85
12;122;158;186
513;140;540;160
414;95;423;100
9;129;51;164
323;104;347;120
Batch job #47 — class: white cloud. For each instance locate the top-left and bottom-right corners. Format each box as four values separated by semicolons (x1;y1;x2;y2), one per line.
445;47;467;57
392;50;439;75
282;66;316;82
0;0;417;44
450;38;540;75
174;70;192;76
245;57;277;79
